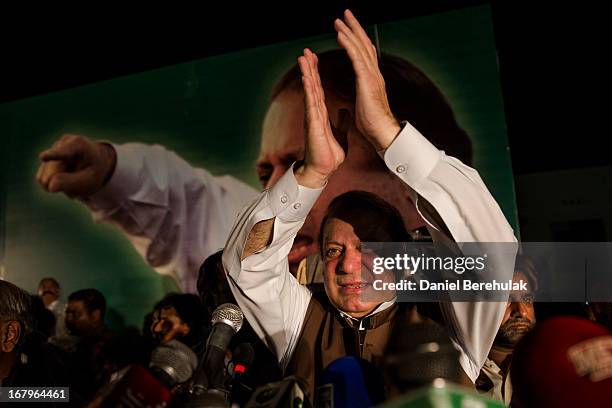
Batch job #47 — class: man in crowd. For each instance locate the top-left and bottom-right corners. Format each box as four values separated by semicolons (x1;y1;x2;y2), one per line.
150;293;207;355
476;256;537;404
63;288;114;399
35;23;472;294
64;289;112;341
37;277;67;337
1;280;70;395
0;280;33;386
222;10;516;400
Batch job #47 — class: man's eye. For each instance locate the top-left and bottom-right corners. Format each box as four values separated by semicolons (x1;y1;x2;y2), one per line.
325;248;342;259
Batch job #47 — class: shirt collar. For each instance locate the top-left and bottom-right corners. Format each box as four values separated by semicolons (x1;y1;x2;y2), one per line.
47;299;60;310
337;298;397;330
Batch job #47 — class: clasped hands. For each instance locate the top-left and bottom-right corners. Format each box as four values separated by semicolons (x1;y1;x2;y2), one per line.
295;9;401;189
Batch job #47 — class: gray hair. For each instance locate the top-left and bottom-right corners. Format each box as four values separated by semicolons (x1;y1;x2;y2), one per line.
0;280;33;343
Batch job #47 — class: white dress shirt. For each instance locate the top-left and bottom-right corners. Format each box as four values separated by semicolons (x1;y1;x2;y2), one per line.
222;121;518;381
479;357;513;405
84;143;258;293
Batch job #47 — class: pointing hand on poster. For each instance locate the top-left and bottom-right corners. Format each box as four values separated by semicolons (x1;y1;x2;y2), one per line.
37;134;117;197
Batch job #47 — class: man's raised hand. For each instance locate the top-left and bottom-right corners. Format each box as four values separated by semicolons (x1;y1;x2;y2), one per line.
295;48;346;189
335;9;401;151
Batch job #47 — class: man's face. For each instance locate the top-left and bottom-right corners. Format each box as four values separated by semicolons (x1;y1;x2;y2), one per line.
258;91;422;270
65;300;98;337
37;280;59;306
321;217;394;318
150;307;190;345
495;271;536;348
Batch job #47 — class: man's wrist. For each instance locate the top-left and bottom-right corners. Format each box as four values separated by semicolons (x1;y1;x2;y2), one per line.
294;162;330;189
99;142;117;187
372;120;402;151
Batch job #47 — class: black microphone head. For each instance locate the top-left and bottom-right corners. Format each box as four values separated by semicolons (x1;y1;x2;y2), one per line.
150;339;198;386
384;321;461;391
211;303;244;333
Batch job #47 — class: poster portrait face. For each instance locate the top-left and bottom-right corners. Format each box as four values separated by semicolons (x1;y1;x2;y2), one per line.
258;48;474;271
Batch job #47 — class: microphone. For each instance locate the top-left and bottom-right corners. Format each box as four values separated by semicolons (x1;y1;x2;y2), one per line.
316;356;385;408
184;303;244;408
379;379;505;407
380;322;505;407
99;339;197;408
383;321;461;393
150;339;199;387
511;317;612;407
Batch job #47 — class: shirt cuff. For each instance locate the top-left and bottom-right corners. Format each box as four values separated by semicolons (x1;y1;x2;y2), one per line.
265;162;324;222
381;121;442;186
84;143;143;210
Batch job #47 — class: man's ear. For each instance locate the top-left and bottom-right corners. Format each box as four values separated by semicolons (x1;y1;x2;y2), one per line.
178;322;191;337
1;321;22;353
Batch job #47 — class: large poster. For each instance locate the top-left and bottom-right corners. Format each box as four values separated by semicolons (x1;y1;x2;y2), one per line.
0;5;516;329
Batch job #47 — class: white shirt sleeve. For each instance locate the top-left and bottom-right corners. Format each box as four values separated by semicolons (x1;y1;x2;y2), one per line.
82;142;258;293
382;122;518;382
222;165;320;369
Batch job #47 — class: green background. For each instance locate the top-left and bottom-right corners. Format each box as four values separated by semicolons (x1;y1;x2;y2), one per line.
0;5;517;331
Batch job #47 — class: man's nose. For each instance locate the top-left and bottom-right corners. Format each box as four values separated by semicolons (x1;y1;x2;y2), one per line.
339;249;361;275
510;301;531;318
518;301;533;317
152;321;164;333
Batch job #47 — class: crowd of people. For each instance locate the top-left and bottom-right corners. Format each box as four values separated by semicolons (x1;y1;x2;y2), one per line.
1;261;610;406
3;9;611;407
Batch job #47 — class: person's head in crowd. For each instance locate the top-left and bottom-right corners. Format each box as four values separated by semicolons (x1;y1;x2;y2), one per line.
150;293;205;349
65;288;106;337
259;50;471;271
198;250;236;317
511;316;612;407
494;256;537;350
475;256;538;401
318;190;410;318
0;280;32;381
37;277;60;309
